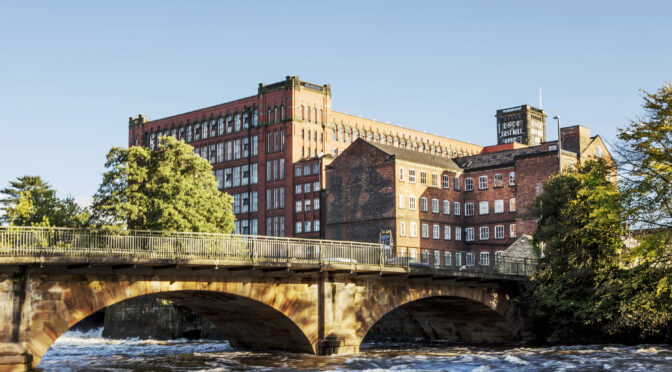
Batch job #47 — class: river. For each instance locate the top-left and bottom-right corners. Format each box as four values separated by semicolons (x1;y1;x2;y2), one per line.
37;328;672;371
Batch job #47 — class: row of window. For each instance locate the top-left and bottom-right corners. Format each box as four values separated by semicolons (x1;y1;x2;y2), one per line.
233;218;258;235
266;216;285;237
399;196;516;215
399;168;516;190
232;192;259;214
295;162;321;177
300;106;323;124
148;110;260;149
193;136;259;164
266;187;285;210
331;125;473;158
215;165;259;189
295;198;321;213
300;129;324;143
399;249;503;267
295;219;321;233
266;158;286;182
267;130;286;153
294;181;321;194
400;222;516;241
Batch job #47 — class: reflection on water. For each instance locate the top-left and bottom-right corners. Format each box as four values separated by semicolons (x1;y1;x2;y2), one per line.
38;328;672;371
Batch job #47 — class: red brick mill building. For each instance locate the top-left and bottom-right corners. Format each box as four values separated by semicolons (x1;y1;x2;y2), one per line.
128;76;612;267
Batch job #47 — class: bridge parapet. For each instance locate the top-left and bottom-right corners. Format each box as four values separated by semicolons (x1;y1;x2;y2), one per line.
0;227;537;280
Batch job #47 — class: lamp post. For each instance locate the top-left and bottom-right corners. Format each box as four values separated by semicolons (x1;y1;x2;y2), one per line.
553;115;562;172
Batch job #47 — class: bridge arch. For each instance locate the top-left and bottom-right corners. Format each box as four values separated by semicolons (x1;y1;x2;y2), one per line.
26;274;318;368
351;283;527;348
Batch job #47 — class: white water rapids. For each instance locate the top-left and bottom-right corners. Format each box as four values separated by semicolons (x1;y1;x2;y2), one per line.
37;328;672;371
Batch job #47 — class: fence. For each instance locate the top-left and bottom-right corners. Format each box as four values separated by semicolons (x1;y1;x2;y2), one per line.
0;227;536;277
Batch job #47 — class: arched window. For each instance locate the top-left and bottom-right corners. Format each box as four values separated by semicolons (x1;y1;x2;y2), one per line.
281;105;285;120
217;117;224;135
226;115;233;133
338;126;344;142
418;143;424;152
274;107;279;123
332;129;337;141
313;108;317;123
353;128;359;139
201;122;208;139
400;139;405;148
380;135;386;145
374;133;380;143
252;109;258;126
234;114;241;131
367;132;373;142
243;112;249;129
178;127;184;141
319;109;323;124
301;105;305;120
387;136;392;144
210;119;217;137
345;128;351;143
307;107;311;122
187;125;192;142
150;133;156;149
595;146;603;158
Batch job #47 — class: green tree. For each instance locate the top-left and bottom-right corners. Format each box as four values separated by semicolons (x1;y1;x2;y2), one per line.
0;175;89;227
609;83;672;339
529;160;623;342
91;136;235;233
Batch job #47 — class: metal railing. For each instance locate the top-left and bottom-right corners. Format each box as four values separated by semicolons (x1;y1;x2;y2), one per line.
0;227;536;277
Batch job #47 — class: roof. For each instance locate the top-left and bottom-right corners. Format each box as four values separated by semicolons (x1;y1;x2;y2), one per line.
453;146;550;170
362;139;462;171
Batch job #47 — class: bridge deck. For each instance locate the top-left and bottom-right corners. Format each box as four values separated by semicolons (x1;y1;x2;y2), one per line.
0;226;536;281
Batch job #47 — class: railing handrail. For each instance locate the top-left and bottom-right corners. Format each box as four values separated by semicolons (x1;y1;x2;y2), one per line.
0;226;537;278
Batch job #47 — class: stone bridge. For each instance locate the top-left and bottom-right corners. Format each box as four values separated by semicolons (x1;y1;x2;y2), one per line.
0;227;535;371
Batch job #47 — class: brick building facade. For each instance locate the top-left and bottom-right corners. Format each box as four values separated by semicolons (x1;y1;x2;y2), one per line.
128;76;481;238
326;124;612;268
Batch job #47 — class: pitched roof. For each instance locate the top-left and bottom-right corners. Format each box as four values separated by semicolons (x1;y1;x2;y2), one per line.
361;139;462;171
453;146;550;170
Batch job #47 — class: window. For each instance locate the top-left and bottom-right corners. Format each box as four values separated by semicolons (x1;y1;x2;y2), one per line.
465;178;473;191
224;168;232;188
596;146;603;158
431;173;438;187
399;167;404;181
479;226;489;240
295;166;302;177
421;250;430;265
295;184;302;194
454;202;460;216
305;220;311;232
410;222;418;237
444;252;452;266
478;176;488;190
420;197;428;212
217;143;224;163
432;199;439;213
479;201;489;215
314;197;320;210
313;162;319;174
296;222;302;234
420;171;427;185
454;177;460;191
443;200;450;214
495;251;503;265
421;223;429;239
233;139;241;159
400;221;406;236
494;199;504;214
455;227;462;241
313;180;320;191
509;172;516;186
314;219;320;231
480;252;490;266
242;138;249;158
241;164;249;185
399;195;405;209
305;199;311;211
233;166;241;186
409;196;417;210
225;141;232;161
408;169;416;183
465;202;474;216
455;252;463;266
303;164;310;176
444;226;451;240
465;227;474;241
494;173;503;187
466;253;475;266
510;198;516;212
304;183;311;193
252;191;258;212
495;225;505;239
295;201;302;212
442;174;450;189
434;250;440;268
510;224;516;238
216;169;223;189
433;224;440;239
233;194;240;214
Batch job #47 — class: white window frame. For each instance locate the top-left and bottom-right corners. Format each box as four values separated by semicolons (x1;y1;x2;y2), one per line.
494;199;504;214
399;195;405;209
444;225;451;240
444;251;452;267
442;174;450;189
432;198;439;213
408;169;416;183
510;224;516;238
421;223;429;239
400;221;406;236
465;178;473;191
479;201;489;215
478;175;488;190
433;224;440;240
479;226;489;240
453;202;460;216
466;252;475;266
420;197;428;212
465;202;474;216
495;225;505;239
443;200;450;214
455;227;462;241
409;196;417;210
410;222;418;237
509;171;516;186
480;252;490;266
510;198;516;212
465;227;474;241
399;167;404;181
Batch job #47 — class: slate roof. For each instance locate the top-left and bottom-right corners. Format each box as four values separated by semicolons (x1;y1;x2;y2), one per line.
453;146;550;170
363;139;462;171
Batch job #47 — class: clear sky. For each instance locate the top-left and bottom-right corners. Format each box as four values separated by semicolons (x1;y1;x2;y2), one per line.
1;1;670;206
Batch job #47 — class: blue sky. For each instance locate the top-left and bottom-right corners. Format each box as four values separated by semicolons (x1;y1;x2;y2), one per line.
1;1;670;206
